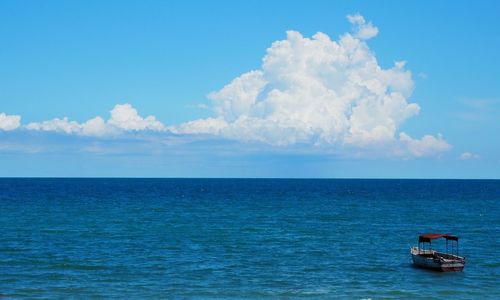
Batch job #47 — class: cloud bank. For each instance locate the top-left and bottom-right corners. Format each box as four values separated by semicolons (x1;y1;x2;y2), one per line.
2;14;451;158
171;14;449;157
25;104;165;137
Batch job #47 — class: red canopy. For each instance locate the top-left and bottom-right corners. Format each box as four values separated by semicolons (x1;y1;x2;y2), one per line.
419;233;458;243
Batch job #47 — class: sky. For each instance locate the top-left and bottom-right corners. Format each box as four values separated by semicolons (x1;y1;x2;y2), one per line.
0;0;499;178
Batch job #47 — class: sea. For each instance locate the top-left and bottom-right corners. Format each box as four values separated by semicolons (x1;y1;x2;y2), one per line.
0;178;499;299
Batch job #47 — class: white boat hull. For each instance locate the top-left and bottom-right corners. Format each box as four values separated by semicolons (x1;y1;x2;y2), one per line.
410;247;465;272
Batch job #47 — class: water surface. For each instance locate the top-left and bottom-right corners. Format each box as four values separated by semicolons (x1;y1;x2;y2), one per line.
0;179;499;298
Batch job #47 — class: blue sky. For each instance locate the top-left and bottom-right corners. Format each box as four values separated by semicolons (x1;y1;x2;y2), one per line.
1;0;499;178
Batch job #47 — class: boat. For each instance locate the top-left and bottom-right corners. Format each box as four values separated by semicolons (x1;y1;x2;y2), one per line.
410;233;465;272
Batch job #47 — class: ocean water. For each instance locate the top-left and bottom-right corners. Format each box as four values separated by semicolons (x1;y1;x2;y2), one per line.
0;179;499;299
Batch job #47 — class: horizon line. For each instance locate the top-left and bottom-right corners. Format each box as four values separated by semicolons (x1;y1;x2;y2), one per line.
0;177;498;180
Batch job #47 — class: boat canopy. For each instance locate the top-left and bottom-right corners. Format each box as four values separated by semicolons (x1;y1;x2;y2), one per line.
419;233;458;243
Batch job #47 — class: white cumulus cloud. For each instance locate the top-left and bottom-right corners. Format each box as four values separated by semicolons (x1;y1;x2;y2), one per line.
3;14;452;159
0;113;21;131
347;13;379;40
25;103;165;137
108;103;165;131
25;117;80;134
398;133;451;157
459;151;480;160
172;14;449;157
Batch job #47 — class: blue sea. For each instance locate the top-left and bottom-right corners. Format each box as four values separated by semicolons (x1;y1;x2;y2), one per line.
0;179;499;299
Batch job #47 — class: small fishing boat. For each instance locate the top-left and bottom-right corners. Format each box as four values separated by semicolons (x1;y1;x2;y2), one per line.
410;233;465;272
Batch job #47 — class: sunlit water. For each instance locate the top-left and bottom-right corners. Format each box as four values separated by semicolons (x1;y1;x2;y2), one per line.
0;179;499;299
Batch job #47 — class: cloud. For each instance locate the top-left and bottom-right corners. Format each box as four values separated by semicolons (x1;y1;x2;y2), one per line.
25;117;81;134
459;151;480;160
108;103;165;131
0;113;21;131
417;72;428;79
460;152;472;160
25;103;165;137
398;133;451;157
172;117;228;135
172;14;448;157
3;14;452;159
347;13;379;40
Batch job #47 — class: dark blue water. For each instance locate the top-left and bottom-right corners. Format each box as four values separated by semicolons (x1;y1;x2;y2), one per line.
0;179;499;299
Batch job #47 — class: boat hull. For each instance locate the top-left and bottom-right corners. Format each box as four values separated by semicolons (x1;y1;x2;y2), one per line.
410;248;465;272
